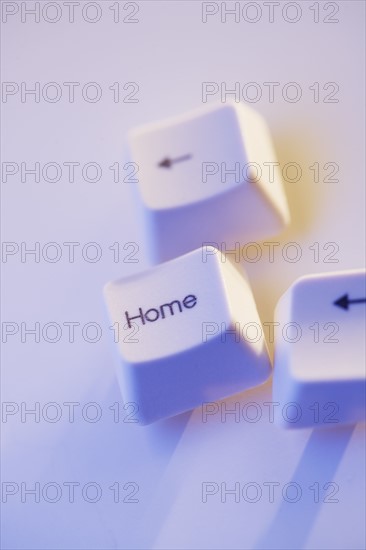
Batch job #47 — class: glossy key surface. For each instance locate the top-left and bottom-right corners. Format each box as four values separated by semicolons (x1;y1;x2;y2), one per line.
273;269;366;428
104;246;271;424
128;101;290;263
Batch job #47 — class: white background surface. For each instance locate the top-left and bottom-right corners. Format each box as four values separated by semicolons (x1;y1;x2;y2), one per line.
1;1;365;548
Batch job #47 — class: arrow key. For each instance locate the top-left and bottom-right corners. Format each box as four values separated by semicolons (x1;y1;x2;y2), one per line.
128;102;290;263
273;269;366;428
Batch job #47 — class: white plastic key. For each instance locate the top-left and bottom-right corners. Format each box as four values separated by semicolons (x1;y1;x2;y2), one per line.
104;246;271;425
273;269;366;428
128;101;290;263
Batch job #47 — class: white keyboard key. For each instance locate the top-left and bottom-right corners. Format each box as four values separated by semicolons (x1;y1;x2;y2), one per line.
273;269;366;428
104;246;271;425
128;101;290;263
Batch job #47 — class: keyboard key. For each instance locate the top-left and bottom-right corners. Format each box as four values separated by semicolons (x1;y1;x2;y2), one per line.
273;269;366;428
128;101;290;263
104;246;271;425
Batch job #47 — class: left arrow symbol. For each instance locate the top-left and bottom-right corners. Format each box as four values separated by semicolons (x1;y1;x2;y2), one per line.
333;293;366;310
158;154;192;169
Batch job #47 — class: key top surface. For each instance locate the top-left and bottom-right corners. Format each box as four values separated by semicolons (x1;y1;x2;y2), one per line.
129;104;246;208
104;246;271;424
273;269;366;428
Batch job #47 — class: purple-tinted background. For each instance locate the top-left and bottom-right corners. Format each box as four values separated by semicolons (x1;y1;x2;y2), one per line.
1;1;365;548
